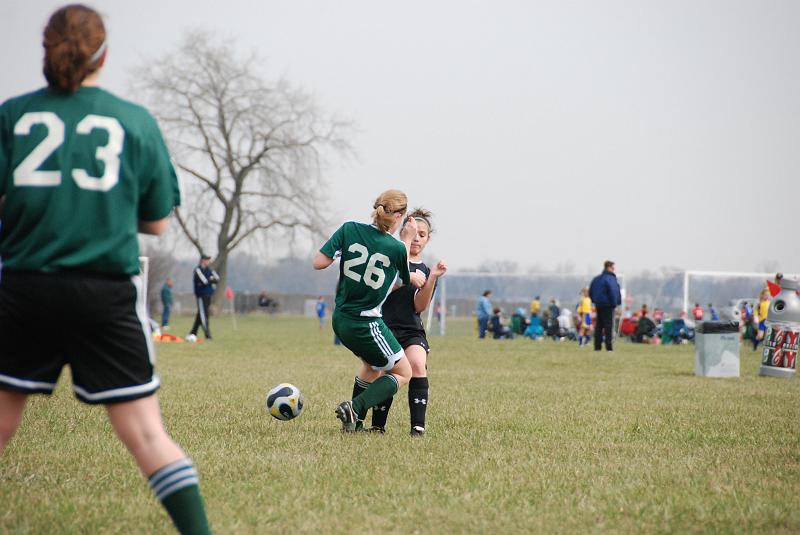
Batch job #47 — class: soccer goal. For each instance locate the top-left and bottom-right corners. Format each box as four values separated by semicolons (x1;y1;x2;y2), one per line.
677;271;795;315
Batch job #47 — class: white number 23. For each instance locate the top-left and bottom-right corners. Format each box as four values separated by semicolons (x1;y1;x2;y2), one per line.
13;112;124;192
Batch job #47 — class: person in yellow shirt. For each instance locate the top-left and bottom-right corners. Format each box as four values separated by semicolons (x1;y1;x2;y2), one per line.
530;296;541;320
576;288;593;347
753;289;771;350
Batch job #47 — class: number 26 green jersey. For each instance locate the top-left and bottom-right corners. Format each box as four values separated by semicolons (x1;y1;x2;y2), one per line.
320;221;410;318
0;86;179;275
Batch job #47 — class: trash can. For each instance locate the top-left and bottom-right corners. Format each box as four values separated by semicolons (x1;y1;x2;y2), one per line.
695;321;740;377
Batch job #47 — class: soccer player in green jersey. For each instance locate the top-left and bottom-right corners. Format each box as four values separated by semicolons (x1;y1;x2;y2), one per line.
313;189;419;431
0;6;211;534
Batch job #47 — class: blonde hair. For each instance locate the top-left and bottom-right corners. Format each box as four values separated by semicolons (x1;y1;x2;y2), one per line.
371;189;407;233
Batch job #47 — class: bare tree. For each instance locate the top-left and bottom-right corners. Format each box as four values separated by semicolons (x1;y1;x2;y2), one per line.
133;31;352;303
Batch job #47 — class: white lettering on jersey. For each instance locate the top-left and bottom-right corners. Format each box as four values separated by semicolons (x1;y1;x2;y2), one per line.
13;112;125;192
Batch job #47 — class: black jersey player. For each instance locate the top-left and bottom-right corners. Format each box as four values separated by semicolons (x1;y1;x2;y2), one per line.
371;208;447;436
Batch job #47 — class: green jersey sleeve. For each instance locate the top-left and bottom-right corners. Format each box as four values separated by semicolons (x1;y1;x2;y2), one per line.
320;224;346;258
138;114;180;221
396;241;410;286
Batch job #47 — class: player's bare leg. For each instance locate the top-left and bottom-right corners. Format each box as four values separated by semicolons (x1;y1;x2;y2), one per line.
106;395;184;475
107;395;211;534
0;390;28;454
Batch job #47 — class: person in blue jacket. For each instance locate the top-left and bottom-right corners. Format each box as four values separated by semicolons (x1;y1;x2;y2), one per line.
188;255;219;341
589;260;622;351
476;290;493;339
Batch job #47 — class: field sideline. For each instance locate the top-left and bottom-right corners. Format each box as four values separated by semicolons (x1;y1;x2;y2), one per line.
2;315;799;534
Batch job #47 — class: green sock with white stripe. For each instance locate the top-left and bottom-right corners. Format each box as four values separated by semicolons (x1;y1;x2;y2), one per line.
352;376;370;399
352;375;399;421
149;458;211;535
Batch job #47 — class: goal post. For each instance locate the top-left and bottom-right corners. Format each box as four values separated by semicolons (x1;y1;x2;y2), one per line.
139;255;149;313
679;270;796;315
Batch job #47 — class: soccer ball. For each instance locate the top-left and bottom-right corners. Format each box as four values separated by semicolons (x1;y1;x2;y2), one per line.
185;334;197;343
266;383;304;421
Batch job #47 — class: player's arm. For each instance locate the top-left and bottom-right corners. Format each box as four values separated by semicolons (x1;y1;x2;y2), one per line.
313;252;334;270
414;261;447;313
315;225;345;270
399;216;418;259
138;115;180;232
138;217;169;236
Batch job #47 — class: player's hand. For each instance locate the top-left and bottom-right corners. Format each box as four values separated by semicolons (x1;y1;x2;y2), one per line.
400;216;418;243
409;270;427;288
431;260;448;278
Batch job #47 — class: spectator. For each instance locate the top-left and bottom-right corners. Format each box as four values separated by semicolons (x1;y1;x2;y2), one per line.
576;287;593;347
589;260;622;352
653;307;664;325
524;315;545;340
742;302;755;343
160;277;173;329
511;307;528;335
315;296;327;330
557;308;577;341
530;295;541;320
490;308;513;339
188;255;219;342
634;314;657;343
754;290;771;351
709;303;719;321
476;290;493;339
548;299;560;320
692;303;704;321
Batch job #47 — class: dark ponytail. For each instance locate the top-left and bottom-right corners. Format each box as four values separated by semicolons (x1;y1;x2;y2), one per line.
42;4;106;93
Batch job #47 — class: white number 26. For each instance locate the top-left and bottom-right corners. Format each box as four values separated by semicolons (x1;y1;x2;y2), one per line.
342;243;390;290
13;112;124;192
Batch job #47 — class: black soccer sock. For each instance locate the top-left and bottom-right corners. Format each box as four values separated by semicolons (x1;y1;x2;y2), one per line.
408;377;429;429
371;394;394;429
148;458;211;535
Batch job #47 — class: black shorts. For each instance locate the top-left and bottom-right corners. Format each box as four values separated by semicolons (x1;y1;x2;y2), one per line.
391;328;430;353
0;270;159;404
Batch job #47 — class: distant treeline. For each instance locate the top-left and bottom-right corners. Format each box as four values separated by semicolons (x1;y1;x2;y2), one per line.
145;251;768;314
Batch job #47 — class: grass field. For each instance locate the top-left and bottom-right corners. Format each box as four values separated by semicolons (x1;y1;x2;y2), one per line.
2;315;799;534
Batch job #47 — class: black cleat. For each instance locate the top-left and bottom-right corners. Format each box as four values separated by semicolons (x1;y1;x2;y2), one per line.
335;401;358;433
410;425;425;437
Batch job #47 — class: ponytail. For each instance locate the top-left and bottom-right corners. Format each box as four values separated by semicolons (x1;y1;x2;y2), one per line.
371;190;407;233
42;4;106;93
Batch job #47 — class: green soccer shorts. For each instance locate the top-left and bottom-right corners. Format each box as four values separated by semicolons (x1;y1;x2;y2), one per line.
333;313;404;371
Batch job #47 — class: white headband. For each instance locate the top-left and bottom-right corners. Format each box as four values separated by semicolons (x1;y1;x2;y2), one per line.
89;40;107;63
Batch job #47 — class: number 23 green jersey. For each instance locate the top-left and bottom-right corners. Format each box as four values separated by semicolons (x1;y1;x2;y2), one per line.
321;221;410;318
0;86;179;275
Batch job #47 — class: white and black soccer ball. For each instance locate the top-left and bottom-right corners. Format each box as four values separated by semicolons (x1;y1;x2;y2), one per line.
266;383;304;421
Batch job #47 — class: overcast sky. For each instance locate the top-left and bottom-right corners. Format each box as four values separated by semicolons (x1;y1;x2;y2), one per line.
2;0;798;275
